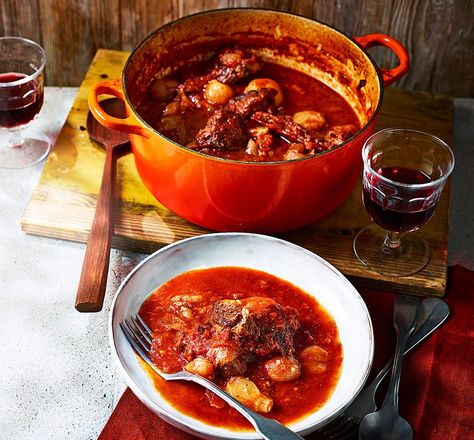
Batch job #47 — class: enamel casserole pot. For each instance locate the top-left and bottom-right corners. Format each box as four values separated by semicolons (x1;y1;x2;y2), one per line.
89;9;409;233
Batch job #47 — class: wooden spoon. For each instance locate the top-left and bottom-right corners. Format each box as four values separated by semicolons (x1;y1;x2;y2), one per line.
75;98;131;312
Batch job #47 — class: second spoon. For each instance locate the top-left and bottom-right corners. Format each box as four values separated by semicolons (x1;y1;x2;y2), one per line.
358;295;420;440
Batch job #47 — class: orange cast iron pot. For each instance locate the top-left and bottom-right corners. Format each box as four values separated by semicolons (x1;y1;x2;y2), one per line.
89;9;409;233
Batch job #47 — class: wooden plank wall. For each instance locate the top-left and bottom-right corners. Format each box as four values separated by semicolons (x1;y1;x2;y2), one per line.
0;0;473;97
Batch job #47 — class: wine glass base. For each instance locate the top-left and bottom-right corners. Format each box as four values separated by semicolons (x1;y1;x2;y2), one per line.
353;224;430;277
0;133;51;169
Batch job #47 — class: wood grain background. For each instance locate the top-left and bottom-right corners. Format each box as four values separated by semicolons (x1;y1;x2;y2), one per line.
1;0;473;96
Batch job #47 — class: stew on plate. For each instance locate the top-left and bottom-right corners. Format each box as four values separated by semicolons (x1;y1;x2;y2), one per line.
136;46;360;162
139;266;343;430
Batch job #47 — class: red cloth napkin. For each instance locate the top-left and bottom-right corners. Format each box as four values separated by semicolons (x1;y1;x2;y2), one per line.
99;266;474;440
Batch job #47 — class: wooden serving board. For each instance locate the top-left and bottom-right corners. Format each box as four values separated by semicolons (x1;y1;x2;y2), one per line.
22;49;453;296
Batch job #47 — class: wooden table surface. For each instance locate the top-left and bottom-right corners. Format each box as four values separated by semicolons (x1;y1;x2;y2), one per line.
21;49;453;296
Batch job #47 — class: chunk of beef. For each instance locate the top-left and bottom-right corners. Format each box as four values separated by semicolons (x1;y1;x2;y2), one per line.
236;297;300;357
182;323;215;361
195;89;276;151
210;47;261;84
195;109;248;151
252;111;307;143
209;299;243;327
227;89;277;119
182;296;300;378
174;76;211;112
252;111;326;152
170;47;261;113
180;76;208;94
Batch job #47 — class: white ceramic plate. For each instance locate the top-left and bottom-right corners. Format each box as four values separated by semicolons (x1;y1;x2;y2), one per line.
109;233;374;439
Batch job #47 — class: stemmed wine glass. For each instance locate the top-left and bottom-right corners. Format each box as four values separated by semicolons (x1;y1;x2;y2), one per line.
353;128;454;277
0;37;50;168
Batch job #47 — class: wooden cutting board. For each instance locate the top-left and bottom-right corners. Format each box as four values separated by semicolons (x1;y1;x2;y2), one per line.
21;49;453;296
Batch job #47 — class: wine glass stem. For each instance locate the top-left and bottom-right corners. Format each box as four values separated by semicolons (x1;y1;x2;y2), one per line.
8;130;24;148
384;230;401;249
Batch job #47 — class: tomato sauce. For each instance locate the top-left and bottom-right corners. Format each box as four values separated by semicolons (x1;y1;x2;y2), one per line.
139;267;343;430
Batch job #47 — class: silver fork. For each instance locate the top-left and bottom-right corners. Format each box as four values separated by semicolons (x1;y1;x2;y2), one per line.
317;297;449;440
120;314;304;440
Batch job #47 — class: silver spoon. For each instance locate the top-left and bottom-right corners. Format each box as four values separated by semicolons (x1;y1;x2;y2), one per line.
350;298;449;418
319;297;449;440
359;295;420;440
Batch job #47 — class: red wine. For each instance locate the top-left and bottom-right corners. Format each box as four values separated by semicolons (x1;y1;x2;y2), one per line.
0;72;43;128
363;166;437;232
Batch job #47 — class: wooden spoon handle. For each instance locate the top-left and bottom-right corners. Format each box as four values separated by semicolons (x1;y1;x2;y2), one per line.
75;149;116;312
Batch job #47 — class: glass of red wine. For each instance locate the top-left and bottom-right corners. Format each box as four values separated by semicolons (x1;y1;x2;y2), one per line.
353;128;454;277
0;37;50;168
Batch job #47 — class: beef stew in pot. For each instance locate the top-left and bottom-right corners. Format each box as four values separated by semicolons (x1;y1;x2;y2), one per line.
136;47;360;162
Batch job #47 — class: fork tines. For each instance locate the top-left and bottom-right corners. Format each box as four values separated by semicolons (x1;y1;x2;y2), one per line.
120;314;154;363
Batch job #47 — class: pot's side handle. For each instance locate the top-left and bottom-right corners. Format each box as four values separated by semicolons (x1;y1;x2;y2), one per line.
88;79;149;138
355;34;410;87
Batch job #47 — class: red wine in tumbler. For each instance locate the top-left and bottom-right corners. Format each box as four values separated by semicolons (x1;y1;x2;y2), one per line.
0;72;44;128
363;166;436;232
